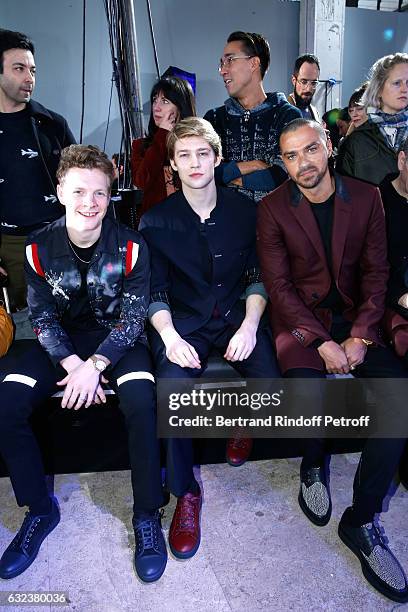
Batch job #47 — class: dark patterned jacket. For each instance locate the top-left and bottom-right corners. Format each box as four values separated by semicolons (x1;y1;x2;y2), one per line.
25;216;149;366
204;92;301;202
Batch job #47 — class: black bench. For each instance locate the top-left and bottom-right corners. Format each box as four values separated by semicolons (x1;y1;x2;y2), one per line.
0;340;365;477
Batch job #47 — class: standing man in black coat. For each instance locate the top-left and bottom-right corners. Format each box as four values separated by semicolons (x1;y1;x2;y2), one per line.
0;29;75;311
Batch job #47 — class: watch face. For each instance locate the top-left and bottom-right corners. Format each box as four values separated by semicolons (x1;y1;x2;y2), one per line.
95;359;106;372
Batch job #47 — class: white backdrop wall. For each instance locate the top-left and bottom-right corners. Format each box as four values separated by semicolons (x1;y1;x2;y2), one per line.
342;7;408;105
1;0;300;152
133;0;300;118
1;1;407;154
1;0;121;154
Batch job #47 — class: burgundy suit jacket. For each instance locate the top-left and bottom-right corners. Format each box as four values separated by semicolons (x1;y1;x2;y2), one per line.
384;308;408;358
257;173;388;372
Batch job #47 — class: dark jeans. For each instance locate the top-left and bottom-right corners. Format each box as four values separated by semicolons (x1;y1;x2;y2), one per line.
150;317;281;497
0;336;164;514
285;318;407;524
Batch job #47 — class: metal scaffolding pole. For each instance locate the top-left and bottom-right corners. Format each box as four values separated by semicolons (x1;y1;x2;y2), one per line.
104;0;144;145
119;0;144;140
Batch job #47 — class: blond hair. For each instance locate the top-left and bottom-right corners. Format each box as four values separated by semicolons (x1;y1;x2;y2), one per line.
167;117;222;160
363;53;408;110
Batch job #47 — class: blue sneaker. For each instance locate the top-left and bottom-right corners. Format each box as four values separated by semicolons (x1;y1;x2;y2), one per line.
0;497;60;579
133;509;167;582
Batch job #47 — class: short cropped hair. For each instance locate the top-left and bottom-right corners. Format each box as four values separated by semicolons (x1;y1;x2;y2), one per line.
0;29;34;73
293;54;320;76
57;145;115;186
167;117;222;160
279;118;327;144
363;53;408;110
227;31;270;79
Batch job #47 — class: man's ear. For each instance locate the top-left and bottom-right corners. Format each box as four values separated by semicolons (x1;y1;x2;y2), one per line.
251;55;261;75
214;155;222;168
397;151;406;173
169;158;177;172
56;183;65;206
291;74;296;90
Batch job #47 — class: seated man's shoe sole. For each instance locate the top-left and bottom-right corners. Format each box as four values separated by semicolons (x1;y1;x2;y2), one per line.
298;466;332;527
338;518;408;604
226;437;253;467
169;492;202;560
0;498;60;580
133;511;167;583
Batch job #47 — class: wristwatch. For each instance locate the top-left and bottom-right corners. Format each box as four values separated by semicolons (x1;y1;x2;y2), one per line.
89;354;107;373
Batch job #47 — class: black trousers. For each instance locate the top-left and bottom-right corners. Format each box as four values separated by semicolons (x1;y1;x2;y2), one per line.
150;317;281;497
0;336;165;514
285;318;408;524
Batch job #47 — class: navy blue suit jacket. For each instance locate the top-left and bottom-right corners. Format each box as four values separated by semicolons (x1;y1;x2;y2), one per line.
139;186;262;335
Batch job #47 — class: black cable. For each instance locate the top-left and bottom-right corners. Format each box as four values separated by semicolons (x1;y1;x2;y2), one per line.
103;76;114;151
118;132;126;190
79;0;87;143
146;0;161;78
103;0;137;188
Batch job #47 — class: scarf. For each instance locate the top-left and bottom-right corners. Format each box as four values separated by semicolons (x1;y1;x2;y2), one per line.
367;106;408;152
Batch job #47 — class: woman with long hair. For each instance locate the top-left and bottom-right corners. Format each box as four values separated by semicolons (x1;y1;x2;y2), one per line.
337;53;408;185
131;76;196;215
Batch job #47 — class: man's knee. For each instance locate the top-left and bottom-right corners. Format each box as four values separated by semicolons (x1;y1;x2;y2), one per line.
116;371;156;417
0;378;39;429
237;328;280;377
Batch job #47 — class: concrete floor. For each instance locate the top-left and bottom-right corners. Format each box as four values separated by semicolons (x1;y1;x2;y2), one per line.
0;454;407;612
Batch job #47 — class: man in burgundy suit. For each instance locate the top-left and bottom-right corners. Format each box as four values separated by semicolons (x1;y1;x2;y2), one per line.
257;118;408;603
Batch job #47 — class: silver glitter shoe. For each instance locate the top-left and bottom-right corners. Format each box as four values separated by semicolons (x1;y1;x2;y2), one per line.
339;511;408;603
298;466;332;526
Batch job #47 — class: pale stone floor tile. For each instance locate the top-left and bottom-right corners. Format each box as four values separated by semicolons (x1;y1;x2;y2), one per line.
0;455;407;612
